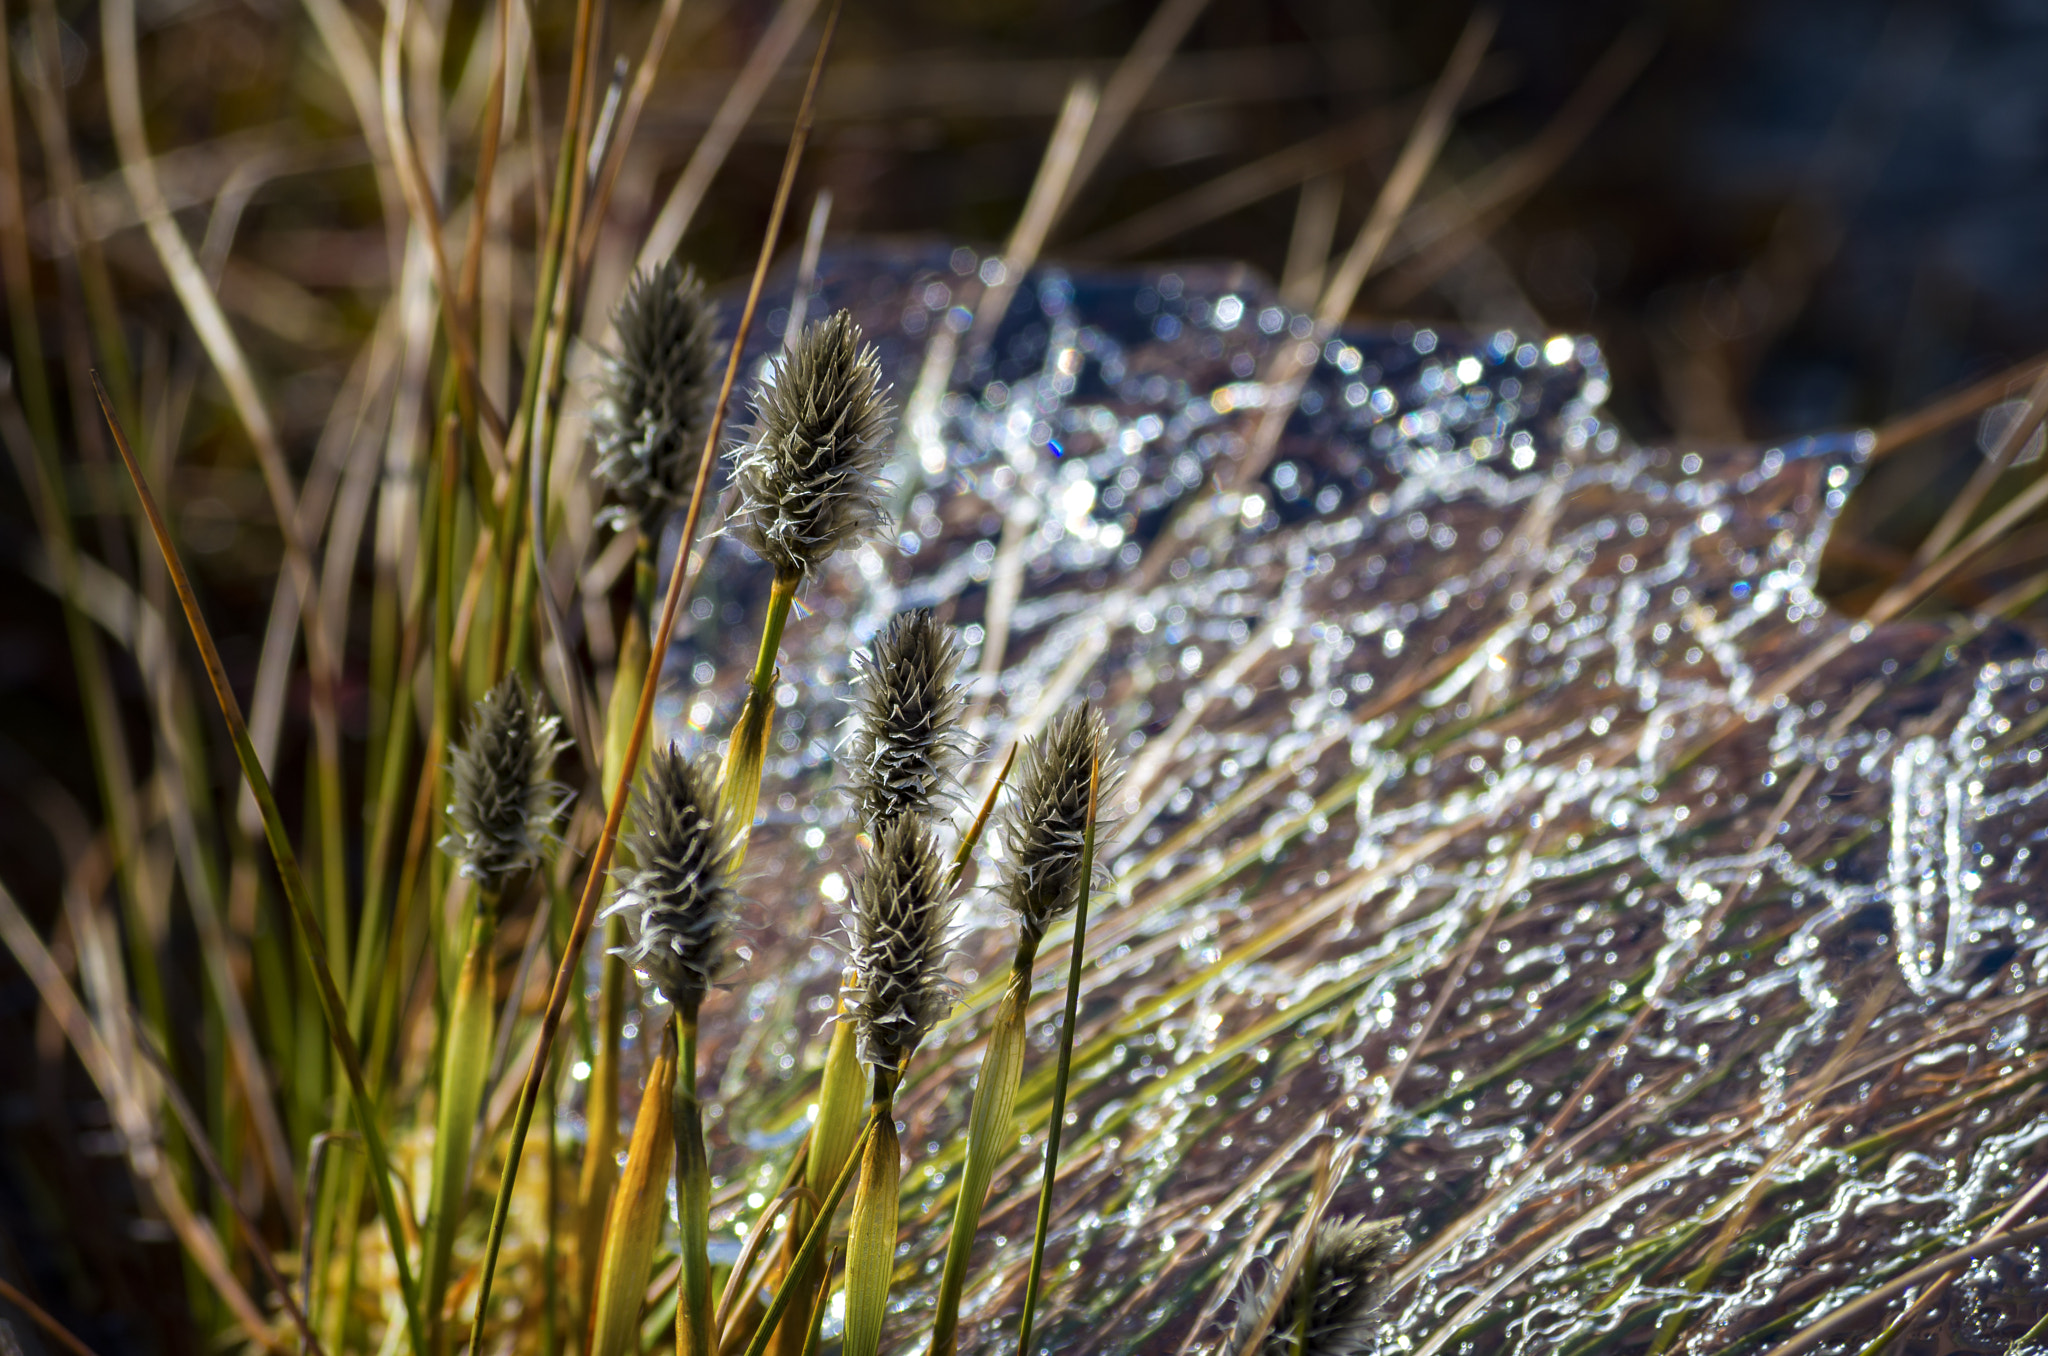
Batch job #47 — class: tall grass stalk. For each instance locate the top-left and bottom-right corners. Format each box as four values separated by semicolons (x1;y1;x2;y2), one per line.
1014;755;1101;1356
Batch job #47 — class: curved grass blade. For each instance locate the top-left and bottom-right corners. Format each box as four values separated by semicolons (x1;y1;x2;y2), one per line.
590;1027;680;1356
91;373;428;1356
464;5;845;1341
840;1107;901;1356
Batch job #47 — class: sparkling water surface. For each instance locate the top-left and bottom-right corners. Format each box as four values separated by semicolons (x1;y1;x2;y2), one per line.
599;243;2048;1354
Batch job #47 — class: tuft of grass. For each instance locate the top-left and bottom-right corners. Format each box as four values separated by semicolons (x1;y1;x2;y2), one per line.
14;0;2048;1353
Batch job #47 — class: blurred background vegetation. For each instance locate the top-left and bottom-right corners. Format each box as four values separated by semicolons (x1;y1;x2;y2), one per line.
5;0;2048;1347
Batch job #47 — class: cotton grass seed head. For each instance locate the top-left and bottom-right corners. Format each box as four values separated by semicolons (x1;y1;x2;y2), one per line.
607;746;739;1011
592;257;720;539
443;675;571;894
845;815;954;1075
846;609;968;832
731;309;893;583
1228;1217;1402;1356
995;702;1117;943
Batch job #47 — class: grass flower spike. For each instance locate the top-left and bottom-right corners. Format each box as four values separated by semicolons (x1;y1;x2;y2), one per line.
996;701;1117;942
609;745;739;1012
598;747;737;1356
443;674;570;894
732;309;893;585
1229;1217;1403;1356
847;608;968;831
592;258;721;541
840;815;954;1356
423;676;569;1347
846;815;955;1077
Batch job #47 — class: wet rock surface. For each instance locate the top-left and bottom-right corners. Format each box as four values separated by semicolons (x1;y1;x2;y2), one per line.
613;244;2048;1354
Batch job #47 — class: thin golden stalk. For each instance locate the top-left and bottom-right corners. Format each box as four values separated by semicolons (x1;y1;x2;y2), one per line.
0;1276;103;1356
1227;4;1499;495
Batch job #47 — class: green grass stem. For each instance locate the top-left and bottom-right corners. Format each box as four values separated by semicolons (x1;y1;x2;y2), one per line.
928;948;1036;1356
674;1009;715;1356
721;573;798;860
1014;755;1100;1356
464;7;840;1337
741;1107;879;1356
421;891;500;1350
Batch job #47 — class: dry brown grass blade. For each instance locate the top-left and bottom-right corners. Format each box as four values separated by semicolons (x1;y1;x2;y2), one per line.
636;0;823;272
0;881;284;1351
1757;1216;2048;1356
101;0;354;954
466;5;843;1338
782;188;833;350
1906;361;2048;570
1869;351;2048;458
89;372;426;1351
1374;19;1660;307
128;1024;325;1356
1074;107;1396;261
1058;0;1212;220
965;77;1099;360
378;0;510;454
1715;450;2048;741
0;1275;104;1356
1228;4;1499;494
576;0;693;269
1279;171;1343;310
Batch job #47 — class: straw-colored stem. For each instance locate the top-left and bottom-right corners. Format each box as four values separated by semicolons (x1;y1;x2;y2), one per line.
720;573;799;858
589;1026;680;1356
740;1106;879;1356
1015;755;1101;1356
766;990;866;1356
841;1090;901;1356
422;891;501;1350
675;1008;714;1356
929;947;1036;1356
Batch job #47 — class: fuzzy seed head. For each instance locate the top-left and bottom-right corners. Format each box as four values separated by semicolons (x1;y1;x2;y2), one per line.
592;258;721;538
844;816;954;1074
731;310;893;582
846;609;968;832
995;702;1118;942
1228;1217;1402;1356
443;676;571;892
607;746;739;1010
